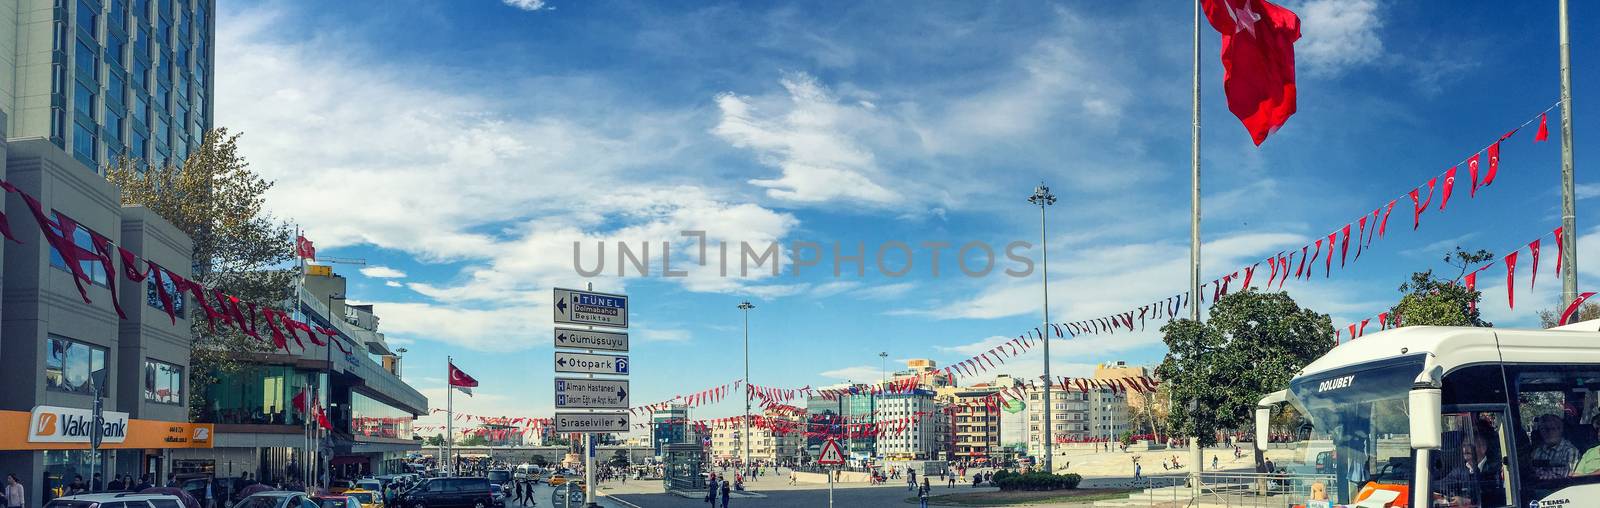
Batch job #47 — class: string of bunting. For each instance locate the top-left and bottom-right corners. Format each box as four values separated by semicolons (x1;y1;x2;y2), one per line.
934;103;1558;384
1330;222;1581;342
0;180;359;355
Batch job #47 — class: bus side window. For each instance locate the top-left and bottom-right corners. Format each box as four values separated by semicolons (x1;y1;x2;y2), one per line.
1438;412;1512;507
1509;366;1600;506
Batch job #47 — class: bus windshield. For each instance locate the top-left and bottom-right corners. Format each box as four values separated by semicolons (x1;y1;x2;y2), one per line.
1282;355;1424;504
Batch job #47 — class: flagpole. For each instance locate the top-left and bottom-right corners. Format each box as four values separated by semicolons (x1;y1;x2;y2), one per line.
1188;0;1205;497
447;356;455;476
1559;0;1578;305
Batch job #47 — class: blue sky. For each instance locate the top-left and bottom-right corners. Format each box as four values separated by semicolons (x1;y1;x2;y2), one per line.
214;0;1600;433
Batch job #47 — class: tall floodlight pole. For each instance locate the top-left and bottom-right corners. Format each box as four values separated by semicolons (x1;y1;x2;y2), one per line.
1560;0;1579;305
1189;0;1206;496
1028;183;1056;471
739;301;755;474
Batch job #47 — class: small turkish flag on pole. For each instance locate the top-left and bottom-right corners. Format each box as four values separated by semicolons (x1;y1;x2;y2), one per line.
1201;0;1301;145
449;361;479;396
295;235;316;260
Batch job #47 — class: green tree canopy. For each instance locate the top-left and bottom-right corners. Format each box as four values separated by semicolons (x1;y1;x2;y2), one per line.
1539;302;1600;328
105;129;297;420
1157;290;1333;449
1390;247;1494;328
459;434;488;446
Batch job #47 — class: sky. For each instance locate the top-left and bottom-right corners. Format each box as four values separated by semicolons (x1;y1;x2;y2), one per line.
212;0;1600;435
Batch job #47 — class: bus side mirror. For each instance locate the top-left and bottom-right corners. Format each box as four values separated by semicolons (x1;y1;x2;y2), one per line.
1255;407;1271;451
1410;387;1442;449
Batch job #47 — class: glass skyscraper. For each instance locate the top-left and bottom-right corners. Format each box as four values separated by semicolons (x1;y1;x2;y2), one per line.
3;0;214;171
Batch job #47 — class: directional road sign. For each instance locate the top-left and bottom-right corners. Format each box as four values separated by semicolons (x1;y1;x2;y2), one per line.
817;438;846;465
554;378;630;409
554;412;630;433
554;351;630;375
553;288;629;328
553;327;629;352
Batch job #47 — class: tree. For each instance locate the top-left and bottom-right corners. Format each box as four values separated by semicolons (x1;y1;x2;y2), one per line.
459;434;489;446
1391;247;1493;328
425;434;445;446
105;129;297;421
529;455;550;467
610;449;631;469
1539;302;1600;328
1157;290;1333;468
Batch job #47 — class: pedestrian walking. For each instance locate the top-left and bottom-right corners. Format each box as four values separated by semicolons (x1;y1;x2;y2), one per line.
1212;455;1219;470
719;480;730;508
918;483;930;508
1134;462;1142;481
706;476;718;504
5;474;23;508
947;474;955;488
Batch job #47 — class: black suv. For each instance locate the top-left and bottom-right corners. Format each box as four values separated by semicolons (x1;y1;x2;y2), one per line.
397;477;493;508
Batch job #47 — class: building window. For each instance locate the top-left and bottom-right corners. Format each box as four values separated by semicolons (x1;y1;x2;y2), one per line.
46;335;108;394
73;121;98;165
133;58;149;91
144;359;182;404
147;276;185;316
107;70;124;106
75;40;98;82
48;213;109;283
136;25;150;60
130;129;147;163
77;0;99;40
108;36;126;69
109;0;126;32
106;108;124;146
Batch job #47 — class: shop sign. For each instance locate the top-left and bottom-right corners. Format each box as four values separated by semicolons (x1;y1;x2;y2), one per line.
29;405;129;444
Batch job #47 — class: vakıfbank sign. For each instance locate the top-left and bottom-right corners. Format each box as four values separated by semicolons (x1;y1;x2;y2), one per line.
28;405;129;444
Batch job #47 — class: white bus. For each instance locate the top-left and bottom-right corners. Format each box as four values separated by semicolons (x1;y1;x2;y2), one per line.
1255;321;1600;507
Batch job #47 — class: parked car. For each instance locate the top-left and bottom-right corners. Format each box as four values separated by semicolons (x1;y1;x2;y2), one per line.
311;495;362;508
545;475;566;487
484;470;511;489
394;477;493;508
327;481;356;495
46;493;186;508
340;489;382;508
487;485;504;508
233;491;319;508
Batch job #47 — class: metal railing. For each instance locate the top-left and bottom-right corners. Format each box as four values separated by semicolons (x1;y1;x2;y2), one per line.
1112;472;1337;507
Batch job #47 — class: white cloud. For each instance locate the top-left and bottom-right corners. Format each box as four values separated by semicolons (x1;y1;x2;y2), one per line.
819;365;885;381
638;328;692;343
1287;0;1383;77
501;0;550;12
713;75;900;205
360;266;407;279
385;281;403;288
216;7;808;351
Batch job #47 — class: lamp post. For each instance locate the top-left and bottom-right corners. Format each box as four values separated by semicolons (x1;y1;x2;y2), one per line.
1028;182;1057;472
738;300;755;475
322;292;345;488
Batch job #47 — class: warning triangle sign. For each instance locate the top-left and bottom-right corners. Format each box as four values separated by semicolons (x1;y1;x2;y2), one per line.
818;438;846;465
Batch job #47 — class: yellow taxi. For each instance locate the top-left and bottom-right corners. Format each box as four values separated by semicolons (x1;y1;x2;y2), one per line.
547;475;567;486
341;489;383;508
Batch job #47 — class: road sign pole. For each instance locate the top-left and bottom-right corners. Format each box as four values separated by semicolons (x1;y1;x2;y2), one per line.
828;466;834;508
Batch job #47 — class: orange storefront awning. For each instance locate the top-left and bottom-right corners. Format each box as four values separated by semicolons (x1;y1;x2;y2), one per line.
0;408;214;451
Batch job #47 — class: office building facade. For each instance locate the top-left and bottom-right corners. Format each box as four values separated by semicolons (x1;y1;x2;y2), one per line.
0;132;211;508
4;0;214;173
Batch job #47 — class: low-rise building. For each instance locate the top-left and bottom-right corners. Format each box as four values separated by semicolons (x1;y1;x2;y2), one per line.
708;408;802;465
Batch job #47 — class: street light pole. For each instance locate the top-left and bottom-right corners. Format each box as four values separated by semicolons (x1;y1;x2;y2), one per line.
1028;183;1057;472
738;301;755;475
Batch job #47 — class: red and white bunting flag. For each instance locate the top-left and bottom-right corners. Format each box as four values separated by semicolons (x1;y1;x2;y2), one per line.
1468;153;1483;197
1506;251;1519;309
1536;113;1550;142
1530;239;1542;290
1560;292;1598;325
1439;166;1458;211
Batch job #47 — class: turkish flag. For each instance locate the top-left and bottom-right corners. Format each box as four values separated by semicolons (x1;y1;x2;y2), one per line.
295;235;316;260
449;361;479;396
1201;0;1302;145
